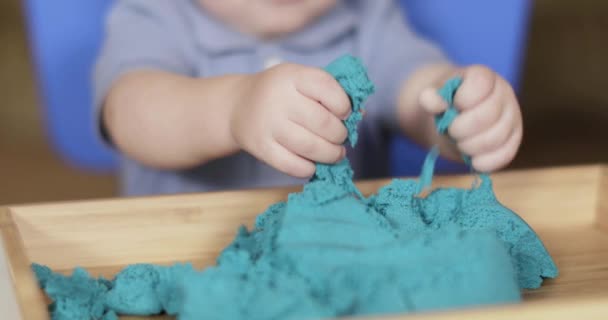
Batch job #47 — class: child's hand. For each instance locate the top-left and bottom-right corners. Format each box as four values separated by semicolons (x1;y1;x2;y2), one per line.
229;63;351;178
419;66;523;172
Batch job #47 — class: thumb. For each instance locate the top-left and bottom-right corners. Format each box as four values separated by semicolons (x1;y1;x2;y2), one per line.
418;87;448;115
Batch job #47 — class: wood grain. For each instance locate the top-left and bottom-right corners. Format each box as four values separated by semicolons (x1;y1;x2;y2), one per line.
1;164;608;319
597;166;608;230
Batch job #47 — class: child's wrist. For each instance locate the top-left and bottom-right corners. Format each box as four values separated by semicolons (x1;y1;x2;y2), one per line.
185;75;248;164
225;74;256;152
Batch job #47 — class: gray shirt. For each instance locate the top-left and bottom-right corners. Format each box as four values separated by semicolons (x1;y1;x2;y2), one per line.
94;0;446;196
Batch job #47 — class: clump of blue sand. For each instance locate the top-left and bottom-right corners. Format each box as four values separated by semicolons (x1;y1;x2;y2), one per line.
32;55;558;320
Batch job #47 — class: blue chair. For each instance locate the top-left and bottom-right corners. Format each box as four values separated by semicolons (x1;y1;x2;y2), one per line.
392;0;533;176
23;0;117;172
23;0;531;175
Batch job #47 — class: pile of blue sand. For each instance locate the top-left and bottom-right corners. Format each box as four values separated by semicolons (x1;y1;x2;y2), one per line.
32;55;557;320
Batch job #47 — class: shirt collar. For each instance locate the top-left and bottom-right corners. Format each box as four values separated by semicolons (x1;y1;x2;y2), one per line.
188;0;358;55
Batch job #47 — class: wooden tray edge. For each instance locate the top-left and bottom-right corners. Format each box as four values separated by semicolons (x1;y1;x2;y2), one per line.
5;164;603;215
0;208;49;320
378;296;608;320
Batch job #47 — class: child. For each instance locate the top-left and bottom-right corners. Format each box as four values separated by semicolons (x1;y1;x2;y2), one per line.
94;0;522;196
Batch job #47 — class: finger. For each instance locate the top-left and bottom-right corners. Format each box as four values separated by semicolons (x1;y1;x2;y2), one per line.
448;82;504;140
288;100;348;144
454;65;497;111
275;122;345;164
296;69;351;119
262;141;316;178
419;87;448;114
472;125;522;173
457;103;516;156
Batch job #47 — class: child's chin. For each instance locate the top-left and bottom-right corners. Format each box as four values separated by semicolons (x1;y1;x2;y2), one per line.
258;17;313;36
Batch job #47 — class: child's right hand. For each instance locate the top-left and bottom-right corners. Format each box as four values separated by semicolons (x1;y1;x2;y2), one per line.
229;63;351;178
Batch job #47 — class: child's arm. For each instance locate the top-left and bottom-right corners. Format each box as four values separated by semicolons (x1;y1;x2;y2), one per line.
397;64;523;172
361;1;522;173
97;1;350;178
102;70;244;170
102;64;351;177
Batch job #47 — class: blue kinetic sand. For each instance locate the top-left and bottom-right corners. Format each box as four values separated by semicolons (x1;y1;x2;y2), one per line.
32;55;557;320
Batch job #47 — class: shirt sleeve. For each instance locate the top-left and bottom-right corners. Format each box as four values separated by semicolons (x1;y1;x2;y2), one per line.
362;0;449;133
92;0;195;145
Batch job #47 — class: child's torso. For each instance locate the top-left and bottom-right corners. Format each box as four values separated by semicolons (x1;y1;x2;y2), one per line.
117;0;427;195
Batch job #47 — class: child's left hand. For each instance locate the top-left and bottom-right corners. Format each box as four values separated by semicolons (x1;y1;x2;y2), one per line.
419;65;523;172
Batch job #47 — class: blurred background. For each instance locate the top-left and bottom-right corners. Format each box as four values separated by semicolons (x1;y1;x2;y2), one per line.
0;0;606;205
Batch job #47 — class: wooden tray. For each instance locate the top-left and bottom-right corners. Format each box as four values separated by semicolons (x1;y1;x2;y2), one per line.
2;165;608;319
